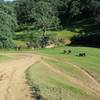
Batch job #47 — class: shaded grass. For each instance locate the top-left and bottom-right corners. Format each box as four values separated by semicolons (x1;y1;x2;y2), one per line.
15;30;78;47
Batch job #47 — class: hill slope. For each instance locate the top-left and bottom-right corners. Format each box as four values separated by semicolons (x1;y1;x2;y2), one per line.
26;46;100;100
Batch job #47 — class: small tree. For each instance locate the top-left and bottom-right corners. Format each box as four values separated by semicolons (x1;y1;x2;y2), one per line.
15;0;60;48
32;1;60;47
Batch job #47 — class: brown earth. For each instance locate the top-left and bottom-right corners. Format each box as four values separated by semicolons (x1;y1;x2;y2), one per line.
0;53;40;100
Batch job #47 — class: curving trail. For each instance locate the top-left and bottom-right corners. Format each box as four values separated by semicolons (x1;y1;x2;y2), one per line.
0;53;100;100
0;53;40;100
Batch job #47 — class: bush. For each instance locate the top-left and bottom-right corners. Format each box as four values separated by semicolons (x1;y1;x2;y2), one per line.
71;34;100;47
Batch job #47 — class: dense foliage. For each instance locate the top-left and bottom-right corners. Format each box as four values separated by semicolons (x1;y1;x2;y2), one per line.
0;2;16;48
15;0;100;31
15;0;60;30
14;0;100;47
0;0;100;48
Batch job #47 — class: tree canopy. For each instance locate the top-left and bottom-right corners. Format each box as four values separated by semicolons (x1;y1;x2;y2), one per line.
15;0;60;30
0;0;100;48
15;0;100;28
0;2;16;48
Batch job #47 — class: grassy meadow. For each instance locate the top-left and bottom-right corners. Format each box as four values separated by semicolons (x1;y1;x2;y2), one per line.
26;46;100;100
0;54;12;62
14;29;78;47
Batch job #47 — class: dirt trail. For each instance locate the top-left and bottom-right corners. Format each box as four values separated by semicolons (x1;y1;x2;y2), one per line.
0;53;100;100
0;53;40;100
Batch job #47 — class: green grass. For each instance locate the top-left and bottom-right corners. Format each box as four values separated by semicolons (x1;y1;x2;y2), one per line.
48;30;78;40
26;62;95;100
13;40;26;46
15;29;78;47
0;54;12;62
26;46;100;100
36;46;100;81
16;29;77;39
15;31;26;35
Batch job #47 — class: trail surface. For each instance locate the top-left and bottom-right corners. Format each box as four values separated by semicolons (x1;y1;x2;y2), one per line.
0;53;100;100
0;53;40;100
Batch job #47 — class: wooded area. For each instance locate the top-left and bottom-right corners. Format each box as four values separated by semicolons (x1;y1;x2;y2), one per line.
0;0;100;48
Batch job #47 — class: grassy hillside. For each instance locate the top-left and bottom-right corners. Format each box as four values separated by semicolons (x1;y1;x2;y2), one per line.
26;46;100;100
14;30;78;47
36;46;100;81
